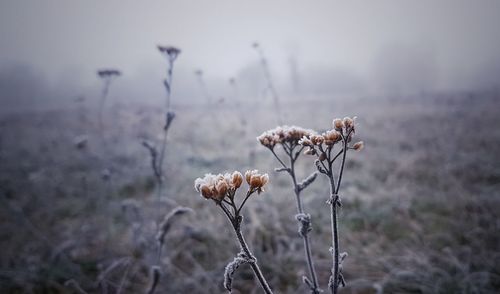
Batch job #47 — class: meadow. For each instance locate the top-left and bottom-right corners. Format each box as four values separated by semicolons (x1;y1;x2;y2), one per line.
1;87;499;293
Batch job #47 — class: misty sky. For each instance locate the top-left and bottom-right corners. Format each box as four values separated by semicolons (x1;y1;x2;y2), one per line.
1;0;500;92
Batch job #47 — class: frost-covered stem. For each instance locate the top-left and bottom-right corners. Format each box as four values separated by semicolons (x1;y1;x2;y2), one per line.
272;146;319;293
328;139;348;294
290;162;320;293
156;59;174;198
232;219;273;294
328;174;339;294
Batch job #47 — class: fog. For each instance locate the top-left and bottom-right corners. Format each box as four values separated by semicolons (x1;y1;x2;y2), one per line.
1;0;500;112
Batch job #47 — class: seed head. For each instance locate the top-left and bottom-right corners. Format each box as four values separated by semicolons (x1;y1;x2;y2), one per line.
258;126;315;149
323;130;342;145
97;69;121;78
231;171;243;189
343;117;353;128
333;118;344;131
157;45;181;62
352;141;364;151
310;134;325;145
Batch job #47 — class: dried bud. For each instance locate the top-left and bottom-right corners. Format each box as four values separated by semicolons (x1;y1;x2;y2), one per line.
352;141;364;151
343;117;354;129
260;174;269;187
333;118;344;130
250;175;262;188
245;170;269;192
310;135;325;145
200;185;212;199
319;152;327;161
215;180;228;200
231;171;243;189
245;170;254;185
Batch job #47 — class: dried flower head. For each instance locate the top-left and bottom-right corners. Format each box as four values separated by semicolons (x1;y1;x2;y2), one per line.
194;170;262;201
323;130;342;145
257;126;315;149
245;170;269;193
97;69;121;78
157;45;181;62
231;171;243;189
333;118;344;131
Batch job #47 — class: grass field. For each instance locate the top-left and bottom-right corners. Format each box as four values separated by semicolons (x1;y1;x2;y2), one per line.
1;90;499;293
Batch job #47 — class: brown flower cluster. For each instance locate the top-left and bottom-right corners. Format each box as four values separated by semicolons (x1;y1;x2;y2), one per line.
299;117;363;154
195;170;268;202
257;126;316;149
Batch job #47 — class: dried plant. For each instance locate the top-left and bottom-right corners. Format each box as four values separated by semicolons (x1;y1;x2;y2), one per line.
299;117;364;294
143;45;180;198
257;126;321;293
194;170;274;294
252;42;282;124
145;206;192;294
96;69;121;130
195;69;213;104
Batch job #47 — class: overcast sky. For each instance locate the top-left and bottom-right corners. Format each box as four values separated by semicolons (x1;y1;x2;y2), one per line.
1;0;500;91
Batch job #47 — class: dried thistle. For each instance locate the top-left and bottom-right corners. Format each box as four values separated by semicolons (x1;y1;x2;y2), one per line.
194;170;273;294
257;125;321;293
299;116;363;294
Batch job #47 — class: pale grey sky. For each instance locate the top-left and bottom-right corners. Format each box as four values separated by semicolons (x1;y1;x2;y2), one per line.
1;0;500;91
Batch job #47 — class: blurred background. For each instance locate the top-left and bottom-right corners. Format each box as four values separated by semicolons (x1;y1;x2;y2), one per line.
1;0;499;293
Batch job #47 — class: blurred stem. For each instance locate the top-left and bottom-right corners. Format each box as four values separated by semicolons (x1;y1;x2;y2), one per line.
98;78;111;133
156;60;175;198
254;46;282;125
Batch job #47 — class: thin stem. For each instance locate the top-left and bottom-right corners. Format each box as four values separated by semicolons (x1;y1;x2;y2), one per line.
220;201;273;294
272;145;320;293
98;79;111;132
329;174;340;294
237;189;254;215
156;60;175;198
328;138;348;294
271;149;289;172
335;141;348;195
255;45;282;125
232;222;273;294
330;149;344;165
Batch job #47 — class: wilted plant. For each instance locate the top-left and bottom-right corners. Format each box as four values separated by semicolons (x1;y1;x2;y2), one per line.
252;42;282;124
257;126;321;293
142;45;180;198
96;69;121;130
194;170;273;294
299;117;364;294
